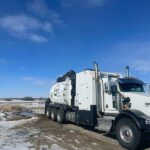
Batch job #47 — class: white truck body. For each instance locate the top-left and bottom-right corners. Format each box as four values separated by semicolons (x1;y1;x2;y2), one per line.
46;63;150;149
75;70;96;110
122;92;150;116
50;69;150;116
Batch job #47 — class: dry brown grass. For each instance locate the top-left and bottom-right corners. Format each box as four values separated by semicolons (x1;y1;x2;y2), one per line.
0;105;24;111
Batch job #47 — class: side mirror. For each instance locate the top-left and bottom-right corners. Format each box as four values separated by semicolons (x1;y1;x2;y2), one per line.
105;83;111;94
122;97;130;104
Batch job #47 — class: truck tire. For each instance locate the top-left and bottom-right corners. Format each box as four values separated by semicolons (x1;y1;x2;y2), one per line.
51;109;57;121
45;107;51;119
116;118;142;150
45;98;51;115
57;109;65;124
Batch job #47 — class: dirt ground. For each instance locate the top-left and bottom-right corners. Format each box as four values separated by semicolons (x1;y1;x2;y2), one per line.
13;117;124;150
0;102;150;150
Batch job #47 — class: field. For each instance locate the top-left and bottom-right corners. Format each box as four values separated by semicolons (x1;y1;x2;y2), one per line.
0;99;150;150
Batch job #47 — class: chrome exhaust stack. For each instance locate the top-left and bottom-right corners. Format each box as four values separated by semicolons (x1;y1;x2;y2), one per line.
125;66;129;78
93;61;101;117
93;61;99;81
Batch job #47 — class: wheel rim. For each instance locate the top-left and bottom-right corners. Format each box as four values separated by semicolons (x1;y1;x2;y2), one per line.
51;111;55;119
57;113;61;122
46;110;49;117
120;125;133;143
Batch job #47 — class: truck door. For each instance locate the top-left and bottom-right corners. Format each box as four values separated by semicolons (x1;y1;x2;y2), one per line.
104;84;119;114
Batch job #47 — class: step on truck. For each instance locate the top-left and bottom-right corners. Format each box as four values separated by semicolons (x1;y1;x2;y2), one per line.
45;62;150;149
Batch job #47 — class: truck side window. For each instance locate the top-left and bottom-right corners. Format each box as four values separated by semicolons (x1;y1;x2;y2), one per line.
111;85;117;96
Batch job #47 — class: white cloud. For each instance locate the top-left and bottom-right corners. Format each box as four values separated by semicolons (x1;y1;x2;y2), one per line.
131;60;150;72
29;33;48;43
62;0;108;8
33;80;46;86
112;40;150;65
86;0;107;7
0;14;53;43
98;40;150;78
0;0;62;43
0;15;52;33
27;0;62;24
0;59;8;64
22;77;35;81
22;77;50;86
27;0;48;17
116;41;150;53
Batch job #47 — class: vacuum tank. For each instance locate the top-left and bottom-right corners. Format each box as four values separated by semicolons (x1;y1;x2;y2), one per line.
49;70;76;106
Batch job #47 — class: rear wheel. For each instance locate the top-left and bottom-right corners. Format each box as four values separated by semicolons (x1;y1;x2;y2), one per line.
116;118;142;149
51;109;57;121
45;107;51;118
57;109;65;124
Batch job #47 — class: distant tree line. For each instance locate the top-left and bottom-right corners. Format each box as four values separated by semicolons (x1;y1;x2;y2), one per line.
22;97;47;101
22;97;34;101
3;97;47;101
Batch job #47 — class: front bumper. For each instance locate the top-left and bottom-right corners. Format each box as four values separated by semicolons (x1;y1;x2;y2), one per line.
139;118;150;131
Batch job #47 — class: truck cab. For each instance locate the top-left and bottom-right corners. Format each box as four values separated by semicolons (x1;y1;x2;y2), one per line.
103;77;150;116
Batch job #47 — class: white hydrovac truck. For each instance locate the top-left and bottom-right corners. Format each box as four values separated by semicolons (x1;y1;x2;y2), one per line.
45;62;150;149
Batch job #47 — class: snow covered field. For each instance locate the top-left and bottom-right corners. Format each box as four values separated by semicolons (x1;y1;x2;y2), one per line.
0;99;123;150
0;100;45;150
0;99;45;114
0;100;149;150
0;100;71;150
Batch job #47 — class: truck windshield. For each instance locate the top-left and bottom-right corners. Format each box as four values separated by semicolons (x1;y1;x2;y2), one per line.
119;83;145;92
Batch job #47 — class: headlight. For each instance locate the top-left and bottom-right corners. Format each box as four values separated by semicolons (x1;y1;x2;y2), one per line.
145;119;150;125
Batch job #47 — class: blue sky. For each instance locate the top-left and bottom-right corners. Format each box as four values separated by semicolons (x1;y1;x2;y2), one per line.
0;0;150;98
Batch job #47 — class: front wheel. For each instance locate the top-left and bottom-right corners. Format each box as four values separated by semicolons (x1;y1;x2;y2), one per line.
116;118;142;150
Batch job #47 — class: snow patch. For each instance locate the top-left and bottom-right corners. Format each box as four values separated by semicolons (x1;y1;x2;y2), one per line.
75;139;80;144
69;130;75;133
0;112;5;117
50;144;66;150
92;143;98;146
0;112;6;121
43;135;58;143
20;112;34;117
1;142;32;150
0;116;37;128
